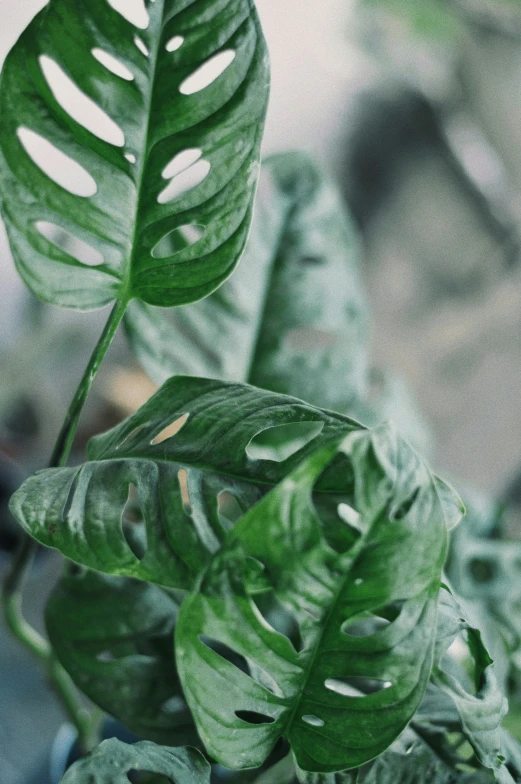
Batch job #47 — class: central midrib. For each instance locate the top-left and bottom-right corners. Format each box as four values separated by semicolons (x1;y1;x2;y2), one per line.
121;0;165;305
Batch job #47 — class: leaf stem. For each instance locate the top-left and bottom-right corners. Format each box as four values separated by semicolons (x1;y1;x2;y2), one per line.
2;298;129;752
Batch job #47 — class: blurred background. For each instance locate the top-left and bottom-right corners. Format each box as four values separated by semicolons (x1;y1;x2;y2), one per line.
3;0;521;780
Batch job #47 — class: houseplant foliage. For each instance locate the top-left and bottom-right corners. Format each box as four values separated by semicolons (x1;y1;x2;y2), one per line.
0;1;520;783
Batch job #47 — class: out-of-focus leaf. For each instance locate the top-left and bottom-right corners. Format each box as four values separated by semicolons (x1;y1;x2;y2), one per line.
0;0;269;309
176;424;459;772
10;377;360;588
46;566;196;745
59;739;209;783
126;152;369;415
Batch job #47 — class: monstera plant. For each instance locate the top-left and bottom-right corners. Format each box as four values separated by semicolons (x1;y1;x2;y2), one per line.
1;1;520;782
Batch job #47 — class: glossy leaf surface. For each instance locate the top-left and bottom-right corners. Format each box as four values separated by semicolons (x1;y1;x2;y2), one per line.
176;425;462;772
125;152;369;415
10;377;360;588
46;567;196;745
59;739;210;783
0;0;269;309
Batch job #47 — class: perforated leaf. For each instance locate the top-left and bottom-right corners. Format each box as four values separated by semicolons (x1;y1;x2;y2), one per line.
10;377;360;588
0;0;269;309
46;567;196;745
125;152;369;414
176;425;462;773
59;739;210;783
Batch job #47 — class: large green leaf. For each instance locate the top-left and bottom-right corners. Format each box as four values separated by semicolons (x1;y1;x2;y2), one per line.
59;739;210;783
10;377;361;588
46;566;196;746
125;152;369;414
0;0;269;309
176;425;462;773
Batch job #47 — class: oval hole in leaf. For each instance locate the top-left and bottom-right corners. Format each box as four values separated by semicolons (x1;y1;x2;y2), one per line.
337;503;362;531
246;422;324;463
179;50;236;96
39;56;125;147
217;491;244;530
445;632;479;695
96;650;117;662
161;696;186;715
342;615;391;637
91;48;134;81
127;772;173;784
35;221;104;267
178;469;191;515
134;36;149;57
151;225;206;259
252;592;303;653
325;677;392;698
166;35;184;52
236;711;275;726
300;255;325;266
17;128;97;197
391;488;420;520
106;0;149;29
162;148;202;180
302;715;324;728
122;483;147;560
125;153;136;163
117;424;148;450
151;414;189;445
158;159;211;204
200;636;249;674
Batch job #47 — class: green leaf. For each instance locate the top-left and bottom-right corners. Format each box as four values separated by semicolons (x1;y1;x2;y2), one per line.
59;739;210;783
0;0;269;310
176;424;458;772
46;566;196;745
10;377;360;588
430;588;510;780
125;152;370;415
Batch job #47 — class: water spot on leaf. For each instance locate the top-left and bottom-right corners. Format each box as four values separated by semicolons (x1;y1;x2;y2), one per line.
178;469;191;515
151;225;205;259
39;56;125;147
35;222;104;266
302;715;324;728
246;422;324;463
236;711;275;725
91;49;134;81
17;128;97;197
134;35;149;57
106;0;149;29
122;483;147;560
179;50;236;95
151;413;189;445
217;491;244;530
158;158;211;204
325;677;392;697
166;35;184;52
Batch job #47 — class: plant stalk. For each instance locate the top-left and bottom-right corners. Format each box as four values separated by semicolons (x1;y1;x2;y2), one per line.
2;298;129;753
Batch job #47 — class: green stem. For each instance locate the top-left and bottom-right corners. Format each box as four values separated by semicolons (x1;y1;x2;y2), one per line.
2;298;128;752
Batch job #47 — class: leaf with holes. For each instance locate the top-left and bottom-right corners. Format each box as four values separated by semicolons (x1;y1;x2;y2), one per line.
10;377;362;588
0;0;269;309
59;738;210;783
430;588;511;781
46;567;197;746
175;423;463;773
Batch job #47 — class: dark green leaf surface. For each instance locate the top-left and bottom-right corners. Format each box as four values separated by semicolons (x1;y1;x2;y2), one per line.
10;377;360;588
59;739;210;783
176;424;461;772
0;0;269;309
125;152;369;415
46;567;196;745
